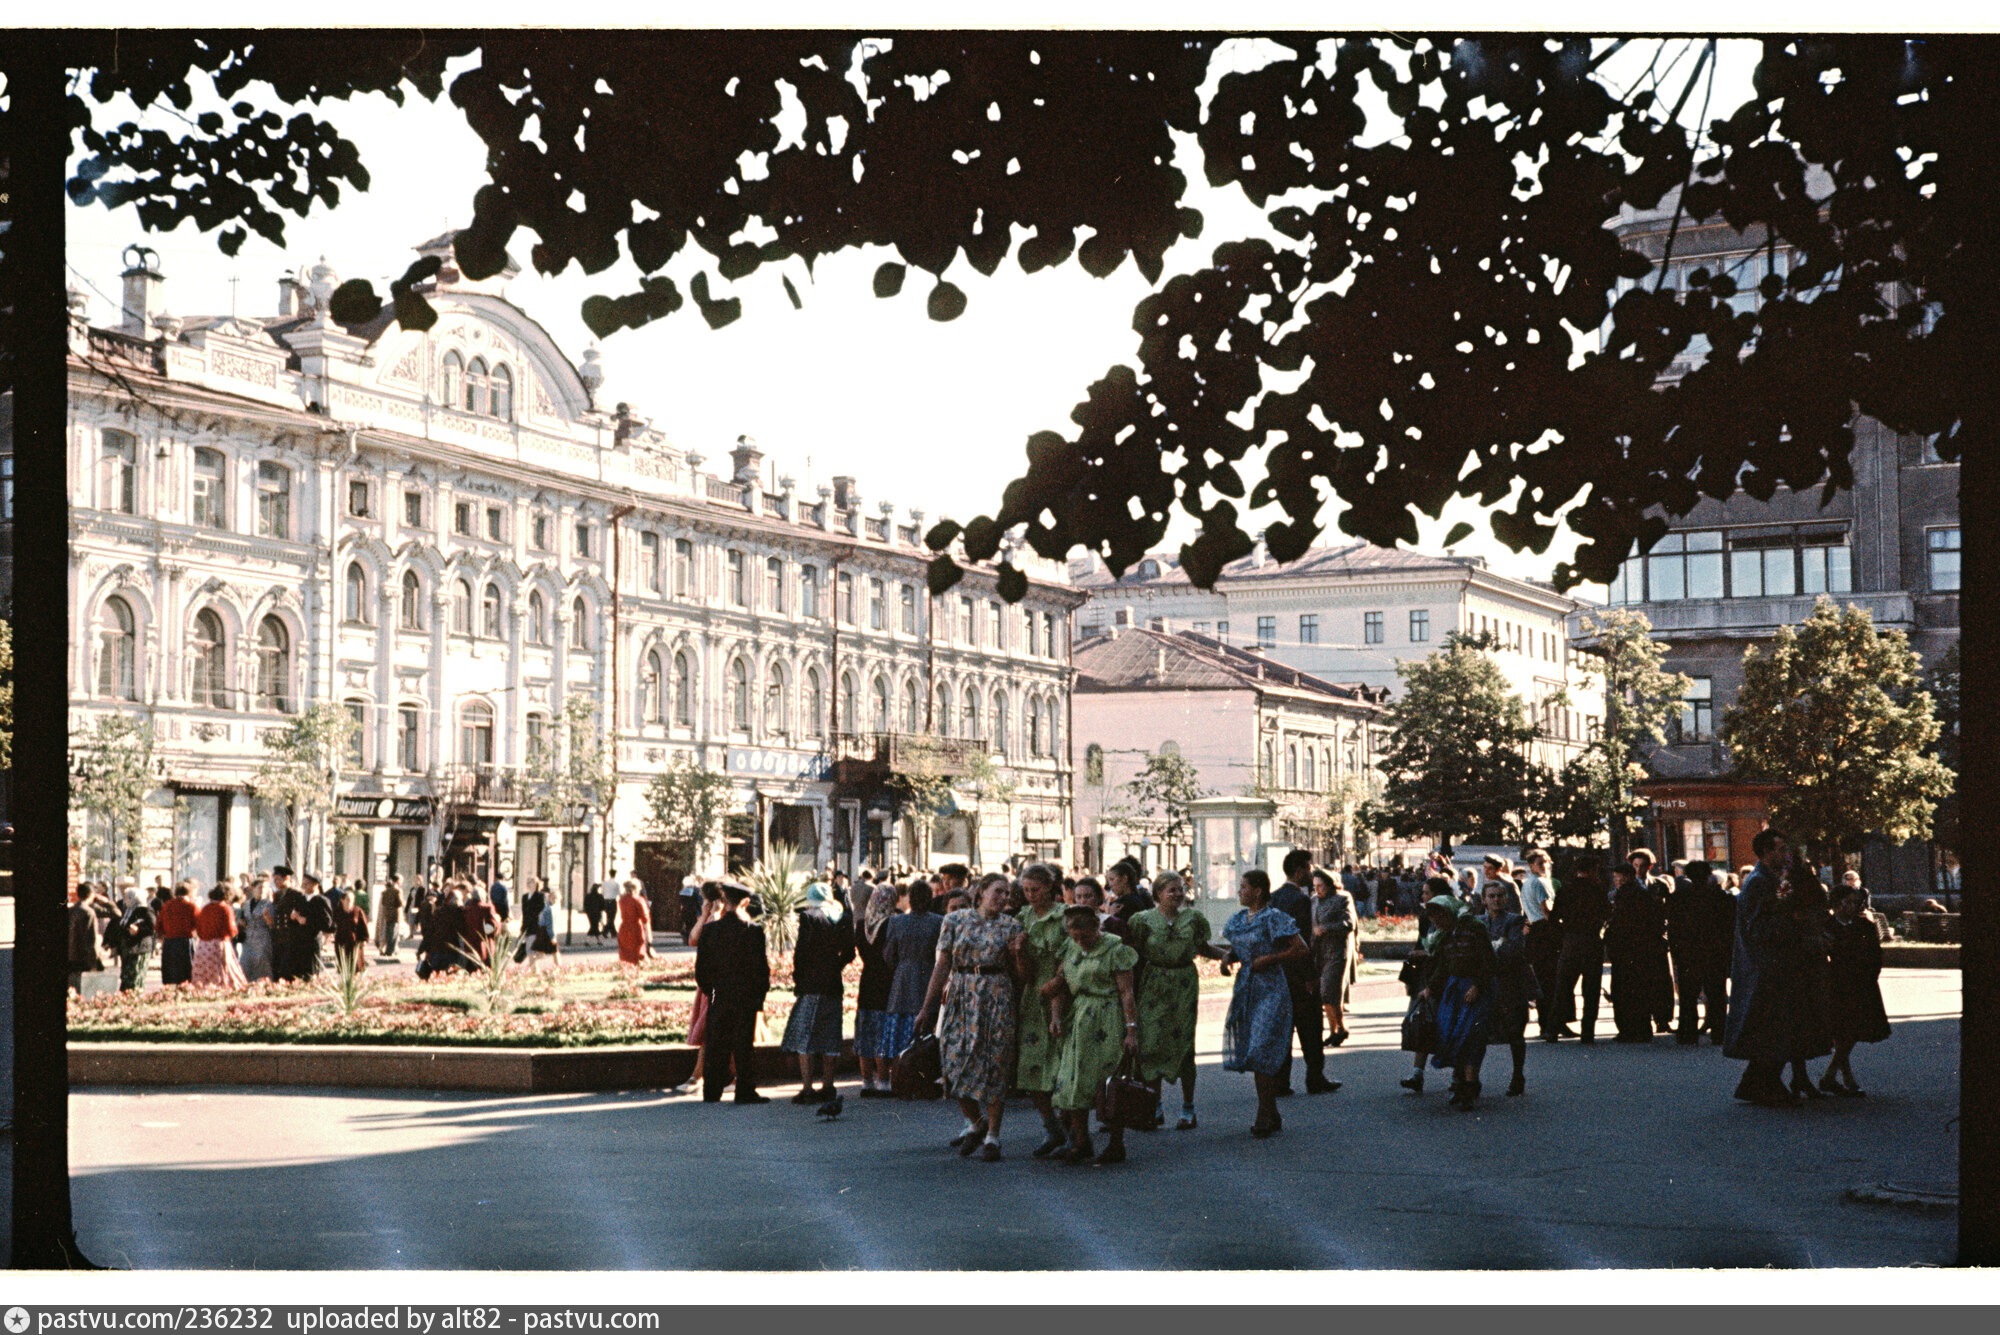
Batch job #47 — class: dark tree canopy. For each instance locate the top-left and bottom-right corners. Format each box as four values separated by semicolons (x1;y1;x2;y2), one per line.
59;32;1986;597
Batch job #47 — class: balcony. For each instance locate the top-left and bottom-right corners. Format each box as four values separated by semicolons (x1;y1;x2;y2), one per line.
828;731;991;784
437;763;528;810
1572;590;1916;643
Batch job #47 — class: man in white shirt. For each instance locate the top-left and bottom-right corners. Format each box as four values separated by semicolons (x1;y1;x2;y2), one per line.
1520;848;1562;1039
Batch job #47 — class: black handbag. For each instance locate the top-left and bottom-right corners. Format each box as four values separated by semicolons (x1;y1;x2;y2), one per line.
1095;1051;1160;1131
1397;951;1426;990
891;1033;944;1101
1401;995;1440;1053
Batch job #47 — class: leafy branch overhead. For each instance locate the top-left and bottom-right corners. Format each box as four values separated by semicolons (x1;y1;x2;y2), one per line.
64;34;1980;594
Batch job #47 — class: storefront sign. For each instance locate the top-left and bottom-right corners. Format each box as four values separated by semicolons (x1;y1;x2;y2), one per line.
334;795;434;824
727;747;832;781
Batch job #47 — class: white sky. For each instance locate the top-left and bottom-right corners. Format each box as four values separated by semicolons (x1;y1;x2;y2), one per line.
59;21;1918;594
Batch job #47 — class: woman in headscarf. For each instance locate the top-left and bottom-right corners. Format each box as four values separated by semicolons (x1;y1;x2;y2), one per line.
1417;893;1497;1110
105;885;157;993
615;878;653;965
1219;869;1310;1138
781;881;855;1104
1401;876;1457;1094
1480;878;1535;1096
852;881;901;1097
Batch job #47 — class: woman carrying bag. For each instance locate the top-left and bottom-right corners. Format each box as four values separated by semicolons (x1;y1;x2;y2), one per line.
1400;877;1457;1094
1043;904;1142;1165
1417;894;1499;1110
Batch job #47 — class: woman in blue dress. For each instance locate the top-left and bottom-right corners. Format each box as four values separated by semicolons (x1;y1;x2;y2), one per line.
1221;868;1310;1138
1417;894;1498;1110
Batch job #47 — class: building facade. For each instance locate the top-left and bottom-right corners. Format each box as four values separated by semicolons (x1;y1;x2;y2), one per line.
1071;540;1600;779
1071;628;1389;873
1576;197;1959;891
67;237;1081;903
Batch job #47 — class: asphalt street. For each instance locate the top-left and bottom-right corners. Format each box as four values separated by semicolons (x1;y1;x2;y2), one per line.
69;967;1961;1269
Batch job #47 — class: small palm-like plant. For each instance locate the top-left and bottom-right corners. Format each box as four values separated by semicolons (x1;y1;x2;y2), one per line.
454;927;524;1013
322;947;374;1017
746;841;812;964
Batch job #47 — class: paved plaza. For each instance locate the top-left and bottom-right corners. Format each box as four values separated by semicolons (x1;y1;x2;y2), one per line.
69;967;1960;1270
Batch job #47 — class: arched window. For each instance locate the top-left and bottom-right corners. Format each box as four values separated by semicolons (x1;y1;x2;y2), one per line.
1262;740;1276;786
935;687;951;737
465;356;489;415
95;596;137;700
489;364;513;421
871;675;890;734
400;571;423;630
674;652;693;727
991;691;1008;758
102;430;137;514
440;351;464;409
839;672;857;736
902;679;922;733
344;562;368;624
452;579;473;634
572;597;591;651
1286;743;1299;788
191;447;226;528
642;650;664;723
1027;696;1042;757
1044;700;1059;758
805;667;824;738
1302;745;1316;790
963;687;981;742
527;590;547;645
764;667;787;735
255;615;291;712
1084;743;1104;786
461;700;495;765
481;583;503;638
731;659;751;730
191;608;228;708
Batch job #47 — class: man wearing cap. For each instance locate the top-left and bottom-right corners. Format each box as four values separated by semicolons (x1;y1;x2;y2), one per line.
695;884;771;1104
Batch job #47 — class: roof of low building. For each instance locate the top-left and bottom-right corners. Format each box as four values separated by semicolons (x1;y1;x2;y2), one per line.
1074;627;1386;706
1068;540;1479;590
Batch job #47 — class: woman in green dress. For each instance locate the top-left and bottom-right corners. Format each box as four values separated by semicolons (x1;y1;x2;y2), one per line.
1043;905;1142;1165
1126;871;1227;1130
1009;862;1072;1158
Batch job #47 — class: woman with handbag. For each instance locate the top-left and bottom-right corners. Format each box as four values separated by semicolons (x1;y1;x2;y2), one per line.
1309;869;1358;1046
1043;905;1142;1165
1219;869;1311;1139
916;877;1024;1161
1418;894;1498;1110
1127;871;1224;1130
1399;877;1456;1093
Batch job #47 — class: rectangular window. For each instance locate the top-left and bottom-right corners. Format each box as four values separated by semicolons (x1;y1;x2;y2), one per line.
766;557;784;613
1191;621;1209;635
1678;677;1714;743
1299;614;1319;645
455;501;474;536
1687;530;1724;599
405;490;424;528
1409;609;1429;642
348;479;370;518
1148;618;1165;633
728;551;746;606
191;450;225;528
870;578;887;630
531;513;550;551
1364;611;1384;644
960;596;976;643
1257;616;1276;647
397;705;420;770
344;701;367;769
255;461;290;538
838;572;855;624
103;431;137;514
1043;612;1058;659
675;539;694;597
1216;620;1229;642
801;565;820;618
575;522;591;558
990;600;1005;648
1929;527;1961;592
485;507;503;542
641;533;662;593
1801;539;1852;595
901;584;917;633
0;455;11;521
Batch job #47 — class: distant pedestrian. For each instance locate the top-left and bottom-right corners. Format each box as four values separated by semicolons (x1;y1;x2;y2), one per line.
191;885;248;989
879;878;943;1086
328;887;371;974
1480;879;1534;1096
584;881;608;942
67;883;113;995
616;879;654;965
104;886;157;992
375;874;404;959
1220;868;1310;1138
1605;864;1672;1042
1820;880;1890;1096
460;885;500;968
672;884;727;1092
1548;857;1610;1042
1725;829;1814;1105
1400;876;1454;1094
695;884;771;1104
1010;863;1071;1155
1666;860;1733;1044
782;882;854;1103
238;881;275;982
157;880;199;986
853;883;900;1097
1271;850;1334;1095
516;877;561;972
489;873;511;925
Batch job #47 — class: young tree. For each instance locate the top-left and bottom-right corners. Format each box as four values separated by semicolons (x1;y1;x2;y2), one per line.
1365;632;1549;854
249;702;358;878
640;753;736;875
524;695;621;880
1571;608;1693;856
957;750;1018;867
1722;598;1955;875
69;714;159;878
888;736;961;866
1112;750;1209;857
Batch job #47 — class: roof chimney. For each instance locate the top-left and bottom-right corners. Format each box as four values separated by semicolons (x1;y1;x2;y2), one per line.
1252;528;1269;568
1155;645;1167;677
832;475;857;509
730;434;765;483
276;269;307;318
120;244;164;337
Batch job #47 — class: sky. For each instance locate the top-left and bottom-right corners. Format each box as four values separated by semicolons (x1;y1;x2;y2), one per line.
65;31;1780;597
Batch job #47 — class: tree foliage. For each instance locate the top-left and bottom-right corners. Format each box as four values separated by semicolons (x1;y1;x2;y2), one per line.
524;694;619;834
57;34;1987;595
1929;641;1961;853
69;713;158;876
1720;598;1954;869
640;752;736;874
1365;631;1546;851
1571;608;1692;853
249;702;358;875
1106;749;1209;851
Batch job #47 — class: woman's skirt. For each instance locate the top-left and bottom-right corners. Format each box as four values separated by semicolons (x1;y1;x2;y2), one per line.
780;992;845;1056
1430;975;1493;1069
688;987;711;1047
1221;971;1293;1076
879;1012;920;1062
1314;930;1353;1002
191;938;247;990
854;1008;896;1060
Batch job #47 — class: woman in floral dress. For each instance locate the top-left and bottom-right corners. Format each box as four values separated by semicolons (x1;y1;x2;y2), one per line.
1127;871;1224;1130
1009;863;1072;1158
1045;905;1142;1165
1220;869;1309;1138
917;878;1022;1161
191;885;248;989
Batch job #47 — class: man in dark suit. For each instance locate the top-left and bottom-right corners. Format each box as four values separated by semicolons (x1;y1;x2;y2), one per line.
1270;849;1337;1095
1667;859;1735;1045
268;866;309;982
696;884;771;1104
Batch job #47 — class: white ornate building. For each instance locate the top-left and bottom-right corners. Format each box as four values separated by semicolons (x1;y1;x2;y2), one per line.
67;236;1082;904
